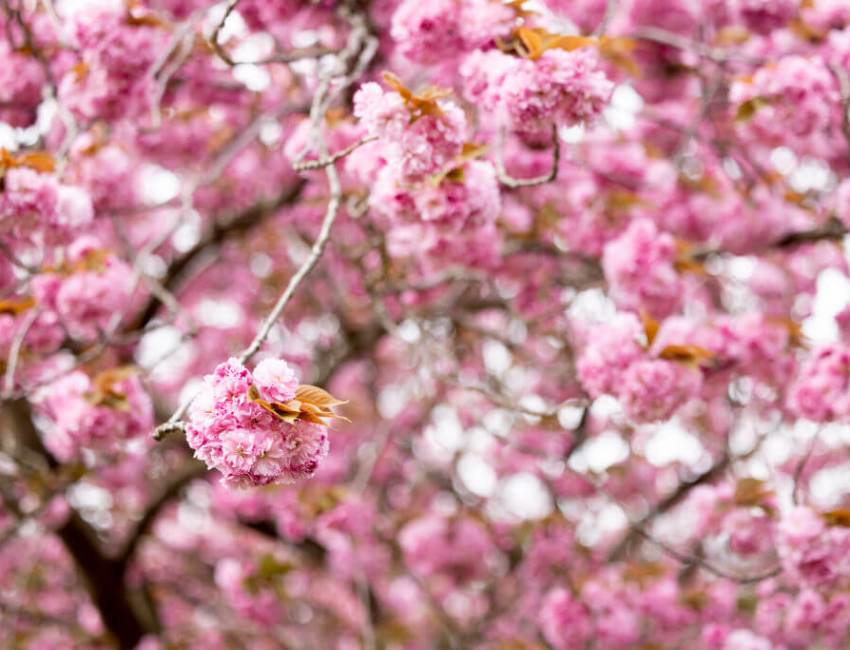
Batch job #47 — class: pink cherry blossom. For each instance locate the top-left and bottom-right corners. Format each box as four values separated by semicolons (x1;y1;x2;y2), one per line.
2;1;850;647
186;358;330;487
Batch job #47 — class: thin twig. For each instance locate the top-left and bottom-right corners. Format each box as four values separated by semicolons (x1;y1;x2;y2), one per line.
792;426;822;506
209;0;333;67
607;453;730;561
153;178;342;439
451;378;584;419
292;134;377;172
237;160;342;365
495;125;560;188
2;308;40;399
154;3;377;440
829;62;850;164
595;0;618;36
208;0;241;66
633;527;782;584
149;13;200;127
116;458;206;572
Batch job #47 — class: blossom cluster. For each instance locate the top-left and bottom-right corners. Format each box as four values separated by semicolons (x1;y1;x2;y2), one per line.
35;367;154;461
186;358;335;488
351;77;503;260
390;0;514;63
575;313;705;422
461;46;614;135
0;166;93;248
58;5;165;122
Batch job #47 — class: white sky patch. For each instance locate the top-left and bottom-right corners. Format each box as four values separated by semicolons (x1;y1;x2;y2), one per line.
802;268;850;343
570;430;629;473
233;64;271;92
377;383;408;420
820;421;850;447
232;33;274;63
789;158;833;193
558;403;586;429
396;319;422;344
260;120;283;146
589;394;623;420
138;164;180;205
458;453;497;497
604;84;643;131
762;429;794;466
482;409;515;438
645;421;705;466
483;339;512;376
137;326;192;383
518;393;547;415
68;482;113;511
576;501;627;546
0;123;17;150
171;210;202;252
559;124;585;144
810;463;850;508
770;146;797;175
567;287;617;323
424;406;464;452
465;426;494;455
57;0;120;17
494;473;553;520
196;298;243;329
726;256;757;282
207;2;246;42
136;325;183;368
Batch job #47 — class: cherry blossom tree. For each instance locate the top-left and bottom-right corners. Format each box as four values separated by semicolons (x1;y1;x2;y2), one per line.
2;0;850;648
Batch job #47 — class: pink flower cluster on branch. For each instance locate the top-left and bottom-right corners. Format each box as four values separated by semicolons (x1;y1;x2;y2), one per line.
187;358;343;488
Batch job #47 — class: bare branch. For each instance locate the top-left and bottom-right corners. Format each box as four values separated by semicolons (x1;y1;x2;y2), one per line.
633;527;782;585
495;125;561;188
154;3;378;440
208;0;241;67
209;0;333;67
607;453;730;561
292;134;378;172
116;458;207;572
631;27;763;64
132;180;306;330
830;62;850;161
57;511;151;648
3;307;40;399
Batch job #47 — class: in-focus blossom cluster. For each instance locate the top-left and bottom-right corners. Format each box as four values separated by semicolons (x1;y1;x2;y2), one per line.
186;358;341;488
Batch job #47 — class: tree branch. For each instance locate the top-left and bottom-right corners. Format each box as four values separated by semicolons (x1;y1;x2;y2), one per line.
495;125;561;189
4;398;152;648
131;180;306;330
607;453;730;561
56;511;150;649
116;458;207;573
